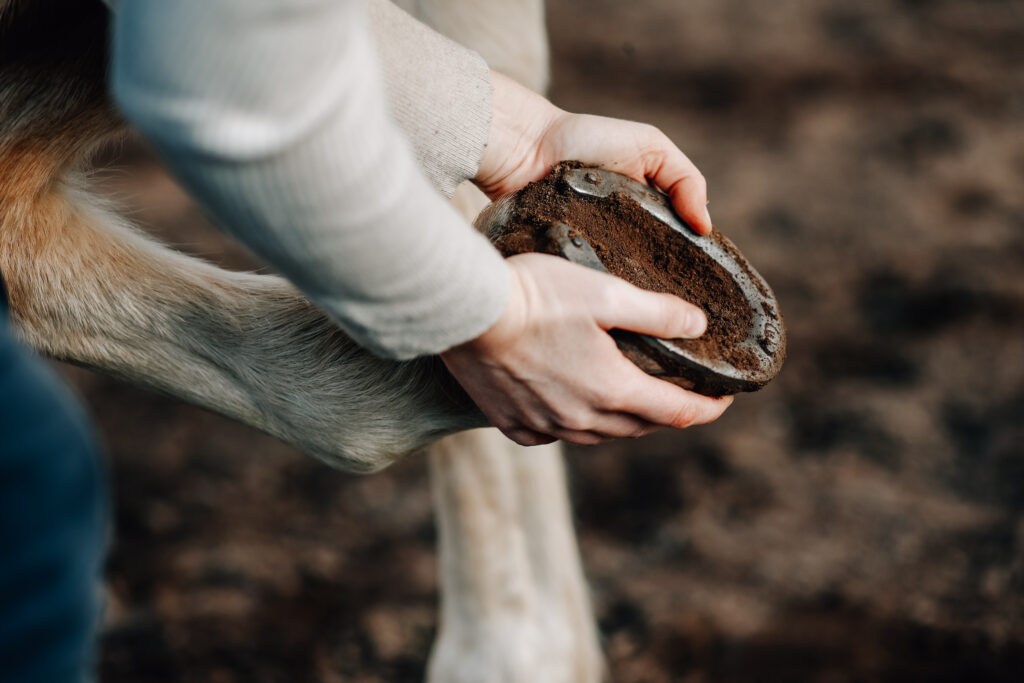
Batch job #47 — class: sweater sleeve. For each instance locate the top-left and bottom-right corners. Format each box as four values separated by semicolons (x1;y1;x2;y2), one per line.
110;0;509;360
365;0;492;199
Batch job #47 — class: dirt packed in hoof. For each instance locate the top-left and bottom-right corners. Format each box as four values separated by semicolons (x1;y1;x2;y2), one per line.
490;162;758;372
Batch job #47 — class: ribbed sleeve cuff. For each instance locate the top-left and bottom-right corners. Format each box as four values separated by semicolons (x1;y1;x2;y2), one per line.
367;0;493;199
112;0;509;360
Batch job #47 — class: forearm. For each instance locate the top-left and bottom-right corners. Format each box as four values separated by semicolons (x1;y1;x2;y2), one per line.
112;0;510;359
366;0;493;198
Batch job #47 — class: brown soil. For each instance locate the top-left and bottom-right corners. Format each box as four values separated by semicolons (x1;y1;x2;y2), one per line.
490;162;759;374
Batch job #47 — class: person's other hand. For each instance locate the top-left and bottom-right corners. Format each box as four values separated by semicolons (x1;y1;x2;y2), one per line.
473;72;713;236
440;254;733;446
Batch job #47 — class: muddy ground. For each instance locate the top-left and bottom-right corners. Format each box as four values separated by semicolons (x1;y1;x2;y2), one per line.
65;0;1024;680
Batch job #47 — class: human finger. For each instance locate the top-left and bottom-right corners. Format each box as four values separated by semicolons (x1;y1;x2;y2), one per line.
639;129;713;235
549;429;611;446
609;371;734;428
549;406;658;438
592;278;707;339
591;411;661;439
549;412;659;445
502;426;559;447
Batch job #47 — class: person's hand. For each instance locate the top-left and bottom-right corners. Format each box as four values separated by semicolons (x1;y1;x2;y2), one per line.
449;71;731;446
441;254;733;446
474;72;714;236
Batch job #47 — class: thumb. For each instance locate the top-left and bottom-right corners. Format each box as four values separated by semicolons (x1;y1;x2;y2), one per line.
593;278;706;339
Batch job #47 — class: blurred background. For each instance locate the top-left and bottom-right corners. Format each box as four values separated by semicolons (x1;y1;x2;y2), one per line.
69;0;1024;680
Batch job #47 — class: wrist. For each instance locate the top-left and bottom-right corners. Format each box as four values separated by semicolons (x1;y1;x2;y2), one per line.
473;70;563;198
448;257;529;362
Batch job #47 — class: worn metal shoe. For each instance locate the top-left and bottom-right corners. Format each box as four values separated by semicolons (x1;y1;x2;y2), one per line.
475;164;786;396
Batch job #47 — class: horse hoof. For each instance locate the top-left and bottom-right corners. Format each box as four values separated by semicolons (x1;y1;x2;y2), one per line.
476;162;787;396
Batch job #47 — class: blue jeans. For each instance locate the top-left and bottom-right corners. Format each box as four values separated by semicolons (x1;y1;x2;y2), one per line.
0;274;107;682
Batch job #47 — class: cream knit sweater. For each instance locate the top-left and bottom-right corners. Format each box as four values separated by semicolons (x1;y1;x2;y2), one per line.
109;0;509;360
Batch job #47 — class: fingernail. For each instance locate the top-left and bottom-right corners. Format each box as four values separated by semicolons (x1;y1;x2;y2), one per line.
703;205;713;231
682;309;707;338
